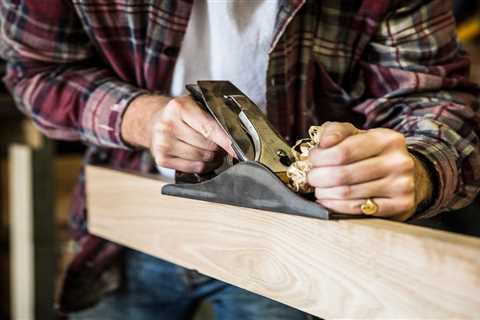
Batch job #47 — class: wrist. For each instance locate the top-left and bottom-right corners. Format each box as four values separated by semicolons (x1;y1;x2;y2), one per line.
411;152;434;213
120;94;171;148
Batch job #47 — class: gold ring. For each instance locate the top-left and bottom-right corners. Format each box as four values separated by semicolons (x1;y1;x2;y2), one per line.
360;198;379;215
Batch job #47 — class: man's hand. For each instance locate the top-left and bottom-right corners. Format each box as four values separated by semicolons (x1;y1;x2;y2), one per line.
307;122;433;221
121;94;235;173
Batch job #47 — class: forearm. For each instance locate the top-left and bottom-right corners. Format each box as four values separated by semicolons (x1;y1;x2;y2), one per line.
1;0;149;149
3;61;146;148
411;154;434;211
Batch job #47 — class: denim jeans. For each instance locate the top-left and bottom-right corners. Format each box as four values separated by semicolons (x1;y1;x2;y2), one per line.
71;249;314;320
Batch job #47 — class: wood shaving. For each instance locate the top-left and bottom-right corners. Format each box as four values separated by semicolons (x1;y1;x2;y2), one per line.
287;125;326;193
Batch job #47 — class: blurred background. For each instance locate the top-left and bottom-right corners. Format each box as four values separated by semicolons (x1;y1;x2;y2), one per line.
1;2;480;320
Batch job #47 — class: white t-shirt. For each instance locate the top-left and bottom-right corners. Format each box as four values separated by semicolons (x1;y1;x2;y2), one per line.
160;0;279;181
170;0;279;112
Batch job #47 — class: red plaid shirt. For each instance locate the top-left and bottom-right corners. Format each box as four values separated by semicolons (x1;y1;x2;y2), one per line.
1;0;479;312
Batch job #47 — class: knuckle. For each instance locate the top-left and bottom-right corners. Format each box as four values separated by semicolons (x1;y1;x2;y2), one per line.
342;122;356;130
398;176;415;194
337;185;353;198
165;98;189;117
398;196;415;212
326;121;340;129
331;121;351;129
396;154;415;173
334;167;351;185
334;147;350;165
323;121;335;128
163;103;181;119
324;122;342;135
322;122;337;134
389;131;406;146
349;201;360;211
199;123;214;139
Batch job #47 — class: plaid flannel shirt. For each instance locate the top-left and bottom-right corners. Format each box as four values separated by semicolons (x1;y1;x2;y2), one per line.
1;0;479;312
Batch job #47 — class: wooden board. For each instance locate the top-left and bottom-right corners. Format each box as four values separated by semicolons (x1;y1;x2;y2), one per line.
86;165;480;319
9;145;34;320
9;141;55;320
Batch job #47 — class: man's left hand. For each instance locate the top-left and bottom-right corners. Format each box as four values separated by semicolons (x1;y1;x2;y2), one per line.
307;122;433;221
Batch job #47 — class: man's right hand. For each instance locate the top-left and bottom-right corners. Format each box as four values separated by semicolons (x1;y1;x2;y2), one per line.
121;94;235;173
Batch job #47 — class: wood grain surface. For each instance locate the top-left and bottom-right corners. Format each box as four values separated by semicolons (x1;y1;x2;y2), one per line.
9;145;34;320
86;165;480;319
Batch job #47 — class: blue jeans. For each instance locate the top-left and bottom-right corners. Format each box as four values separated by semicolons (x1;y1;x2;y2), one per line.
72;249;314;320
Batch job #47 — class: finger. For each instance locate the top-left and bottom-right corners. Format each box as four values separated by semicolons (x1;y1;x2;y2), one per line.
171;139;219;162
175;120;220;152
310;129;407;167
307;156;391;187
317;198;408;217
152;128;217;162
309;131;385;167
319;122;360;148
314;177;393;200
156;155;223;174
179;97;236;157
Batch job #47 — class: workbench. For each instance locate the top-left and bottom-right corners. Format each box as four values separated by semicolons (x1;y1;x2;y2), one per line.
86;165;480;319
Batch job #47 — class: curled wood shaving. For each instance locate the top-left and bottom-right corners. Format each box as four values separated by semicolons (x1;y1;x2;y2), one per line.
287;125;325;193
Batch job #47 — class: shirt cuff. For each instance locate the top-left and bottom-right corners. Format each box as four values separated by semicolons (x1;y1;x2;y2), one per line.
406;136;459;219
81;80;147;149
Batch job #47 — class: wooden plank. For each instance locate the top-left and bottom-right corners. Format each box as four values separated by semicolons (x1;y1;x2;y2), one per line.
9;145;34;320
86;165;480;319
8;140;55;320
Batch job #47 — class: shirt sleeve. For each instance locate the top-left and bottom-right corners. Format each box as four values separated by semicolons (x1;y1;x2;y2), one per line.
354;0;480;218
0;1;146;149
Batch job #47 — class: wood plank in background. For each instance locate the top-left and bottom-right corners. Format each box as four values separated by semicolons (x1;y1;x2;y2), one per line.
86;165;480;319
9;139;55;320
9;145;34;320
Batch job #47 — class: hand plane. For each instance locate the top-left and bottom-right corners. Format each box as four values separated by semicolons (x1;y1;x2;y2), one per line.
161;81;336;220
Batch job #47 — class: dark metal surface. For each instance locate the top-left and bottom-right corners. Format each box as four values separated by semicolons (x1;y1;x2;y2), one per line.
162;161;334;220
197;81;255;161
224;93;293;180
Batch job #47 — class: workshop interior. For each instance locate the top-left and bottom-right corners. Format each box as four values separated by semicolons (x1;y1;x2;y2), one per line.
1;1;480;319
